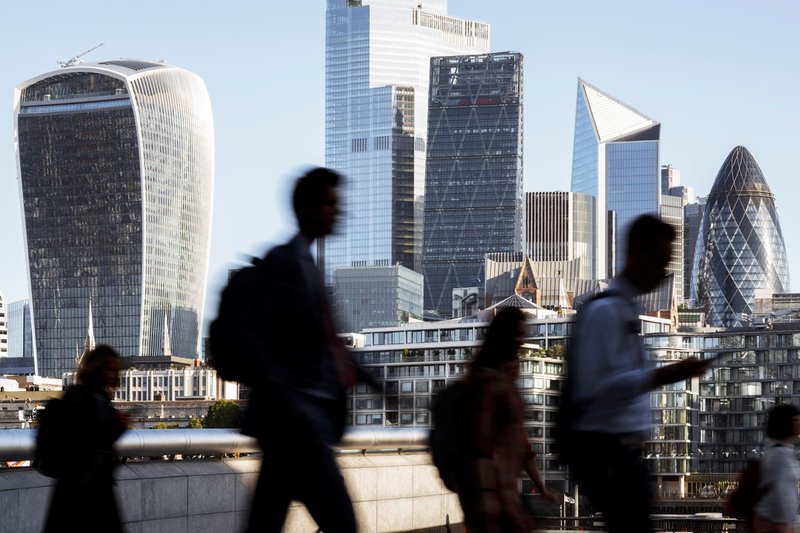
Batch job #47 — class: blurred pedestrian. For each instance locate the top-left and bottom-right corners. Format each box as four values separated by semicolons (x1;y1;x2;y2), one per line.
456;307;560;533
753;403;800;533
42;344;129;533
243;167;377;533
566;214;713;533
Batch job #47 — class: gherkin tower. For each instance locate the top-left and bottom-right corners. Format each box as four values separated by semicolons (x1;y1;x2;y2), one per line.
691;146;789;326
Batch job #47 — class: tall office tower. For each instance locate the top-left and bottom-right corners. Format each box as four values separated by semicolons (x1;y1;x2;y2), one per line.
14;61;214;378
692;146;790;327
661;164;680;196
423;52;523;318
0;291;7;357
7;300;33;360
524;191;595;281
658;195;685;303
324;0;489;281
683;197;706;303
570;79;661;279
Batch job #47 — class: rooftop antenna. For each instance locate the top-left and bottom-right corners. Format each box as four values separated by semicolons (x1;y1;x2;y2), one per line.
58;42;105;68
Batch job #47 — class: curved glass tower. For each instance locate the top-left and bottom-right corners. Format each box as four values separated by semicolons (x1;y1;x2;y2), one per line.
14;60;214;377
691;146;789;327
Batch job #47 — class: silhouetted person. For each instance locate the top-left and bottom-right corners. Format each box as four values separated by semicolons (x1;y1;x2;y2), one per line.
43;344;129;533
753;403;800;533
456;307;560;533
567;214;713;533
243;167;362;532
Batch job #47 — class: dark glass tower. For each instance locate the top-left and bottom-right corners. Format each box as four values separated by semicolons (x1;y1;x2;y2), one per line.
423;52;524;318
692;146;790;326
14;61;214;378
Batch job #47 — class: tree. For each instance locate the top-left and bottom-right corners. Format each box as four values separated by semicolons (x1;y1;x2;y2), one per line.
203;400;242;428
187;417;203;429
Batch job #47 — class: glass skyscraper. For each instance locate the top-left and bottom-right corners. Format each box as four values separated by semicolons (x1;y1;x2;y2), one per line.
570;79;661;279
14;60;214;378
422;52;523;318
7;300;33;360
692;146;790;327
323;0;489;281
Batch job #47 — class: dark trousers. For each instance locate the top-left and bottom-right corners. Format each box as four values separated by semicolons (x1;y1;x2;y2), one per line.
246;394;356;533
572;432;653;533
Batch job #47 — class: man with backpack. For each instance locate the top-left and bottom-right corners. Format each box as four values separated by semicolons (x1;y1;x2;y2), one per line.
564;215;714;533
241;167;363;533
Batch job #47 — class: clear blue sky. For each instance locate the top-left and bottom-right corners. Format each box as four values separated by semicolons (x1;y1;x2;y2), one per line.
1;1;798;326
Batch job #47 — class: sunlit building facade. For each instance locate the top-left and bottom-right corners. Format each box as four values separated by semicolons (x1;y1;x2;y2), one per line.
14;60;214;378
691;146;790;327
570;79;660;279
0;291;7;357
323;0;490;281
524;191;595;282
423;52;523;317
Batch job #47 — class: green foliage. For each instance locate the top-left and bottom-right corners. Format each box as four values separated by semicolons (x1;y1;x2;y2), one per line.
546;344;566;358
186;417;203;429
204;399;242;428
154;422;179;429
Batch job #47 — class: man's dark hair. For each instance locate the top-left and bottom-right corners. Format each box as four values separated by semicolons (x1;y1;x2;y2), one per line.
766;403;800;440
292;167;341;219
626;214;676;256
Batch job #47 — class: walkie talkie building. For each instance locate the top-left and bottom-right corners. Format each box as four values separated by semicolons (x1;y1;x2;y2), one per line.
14;60;214;378
691;145;790;327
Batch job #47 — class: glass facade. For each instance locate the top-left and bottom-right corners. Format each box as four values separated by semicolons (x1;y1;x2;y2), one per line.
684;198;706;304
422;52;523;318
570;79;660;279
323;0;490;281
333;264;423;332
692;146;790;327
14;62;214;378
7;300;33;360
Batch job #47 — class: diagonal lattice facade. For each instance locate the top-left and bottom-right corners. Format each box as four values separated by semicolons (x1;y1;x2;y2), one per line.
691;146;790;327
422;53;523;318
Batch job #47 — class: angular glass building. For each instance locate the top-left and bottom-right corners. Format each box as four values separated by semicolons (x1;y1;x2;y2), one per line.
323;0;489;281
570;79;661;279
14;60;214;378
422;52;523;318
691;146;790;327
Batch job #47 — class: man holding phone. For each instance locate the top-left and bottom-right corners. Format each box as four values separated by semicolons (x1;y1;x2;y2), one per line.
567;214;714;533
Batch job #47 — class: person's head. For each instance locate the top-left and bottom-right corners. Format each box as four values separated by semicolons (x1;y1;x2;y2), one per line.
766;403;800;441
621;214;676;293
292;167;341;241
77;344;122;393
471;307;527;376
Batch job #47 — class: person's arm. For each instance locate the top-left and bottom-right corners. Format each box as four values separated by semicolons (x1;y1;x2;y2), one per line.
523;452;561;503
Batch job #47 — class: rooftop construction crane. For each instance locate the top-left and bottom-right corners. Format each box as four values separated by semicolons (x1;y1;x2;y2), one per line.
58;42;105;68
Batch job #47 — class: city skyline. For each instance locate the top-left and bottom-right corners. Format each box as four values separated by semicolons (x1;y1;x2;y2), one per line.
1;1;798;329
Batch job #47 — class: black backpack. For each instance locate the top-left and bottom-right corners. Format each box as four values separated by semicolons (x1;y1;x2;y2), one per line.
555;291;623;467
207;258;264;385
429;379;469;492
35;397;73;479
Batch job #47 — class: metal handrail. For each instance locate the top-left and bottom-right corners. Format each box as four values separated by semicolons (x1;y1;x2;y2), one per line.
0;427;430;461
